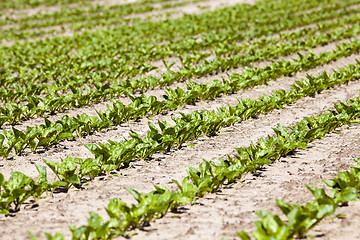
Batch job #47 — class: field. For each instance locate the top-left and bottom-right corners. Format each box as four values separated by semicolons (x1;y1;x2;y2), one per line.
1;0;360;239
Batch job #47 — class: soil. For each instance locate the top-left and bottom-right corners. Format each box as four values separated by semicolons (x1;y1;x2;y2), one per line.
1;0;360;240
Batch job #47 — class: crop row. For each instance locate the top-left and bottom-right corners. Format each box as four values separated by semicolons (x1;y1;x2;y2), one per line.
0;0;182;26
2;0;356;71
0;0;306;27
4;6;360;91
1;0;357;113
55;60;360;176
1;56;360;217
0;0;337;40
0;0;91;11
25;93;360;239
238;158;360;239
0;0;207;41
1;22;359;129
1;3;359;107
1;39;360;158
4;11;360;99
2;1;360;239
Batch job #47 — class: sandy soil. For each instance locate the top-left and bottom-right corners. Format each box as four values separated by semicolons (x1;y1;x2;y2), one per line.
129;124;360;240
1;52;360;239
1;0;360;240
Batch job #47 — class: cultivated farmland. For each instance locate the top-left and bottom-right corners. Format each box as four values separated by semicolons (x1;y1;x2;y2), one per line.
1;0;360;239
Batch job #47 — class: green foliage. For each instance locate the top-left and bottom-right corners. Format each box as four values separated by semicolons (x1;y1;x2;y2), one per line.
323;158;360;204
37;95;360;239
237;163;360;240
2;57;356;217
2;0;360;238
0;165;52;214
1;0;360;130
43;157;100;190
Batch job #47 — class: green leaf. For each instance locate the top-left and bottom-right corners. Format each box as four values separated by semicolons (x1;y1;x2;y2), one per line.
106;198;126;219
335;187;358;204
88;212;103;229
276;199;292;216
44;232;65;240
237;231;251;240
28;231;40;240
35;164;48;185
0;209;10;215
128;188;141;203
57;132;75;141
0;173;4;187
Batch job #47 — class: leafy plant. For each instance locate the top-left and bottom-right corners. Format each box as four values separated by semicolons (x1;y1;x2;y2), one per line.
42;157;100;190
0;165;52;214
